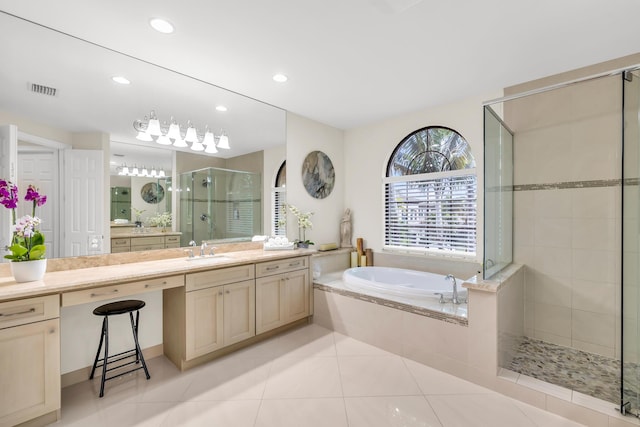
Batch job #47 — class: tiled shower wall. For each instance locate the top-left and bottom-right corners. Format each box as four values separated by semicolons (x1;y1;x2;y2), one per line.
508;75;622;359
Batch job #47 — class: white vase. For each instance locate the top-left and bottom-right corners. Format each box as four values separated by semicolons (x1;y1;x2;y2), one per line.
10;259;47;283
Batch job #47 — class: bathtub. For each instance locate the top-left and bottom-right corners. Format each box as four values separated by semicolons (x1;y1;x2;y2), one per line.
342;266;467;300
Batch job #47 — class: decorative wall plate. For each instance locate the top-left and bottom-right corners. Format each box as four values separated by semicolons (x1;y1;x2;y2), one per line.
302;150;335;199
140;182;165;204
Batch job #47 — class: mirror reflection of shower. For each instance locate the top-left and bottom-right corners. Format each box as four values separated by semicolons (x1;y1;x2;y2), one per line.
179;167;262;246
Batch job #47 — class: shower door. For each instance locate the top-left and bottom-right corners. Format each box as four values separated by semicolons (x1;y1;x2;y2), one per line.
622;69;640;415
483;106;514;279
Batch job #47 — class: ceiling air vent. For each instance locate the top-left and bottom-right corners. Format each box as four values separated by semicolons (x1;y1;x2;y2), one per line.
29;83;57;97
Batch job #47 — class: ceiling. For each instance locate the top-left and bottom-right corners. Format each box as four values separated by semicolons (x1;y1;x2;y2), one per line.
0;0;639;132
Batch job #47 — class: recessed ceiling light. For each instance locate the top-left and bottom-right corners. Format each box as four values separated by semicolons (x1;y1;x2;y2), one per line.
216;105;228;112
273;73;288;83
112;76;130;85
149;18;174;34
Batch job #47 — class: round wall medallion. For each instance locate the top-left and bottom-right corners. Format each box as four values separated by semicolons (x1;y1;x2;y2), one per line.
140;182;165;204
302;150;335;199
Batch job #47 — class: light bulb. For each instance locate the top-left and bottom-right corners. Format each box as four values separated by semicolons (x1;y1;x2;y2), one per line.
173;137;188;148
141;166;149;177
217;133;230;149
158;169;166;178
204;131;218;153
132;165;139;176
190;140;205;151
147;118;161;137
167;121;181;140
184;122;199;143
150;168;157;177
136;131;153;141
156;134;172;145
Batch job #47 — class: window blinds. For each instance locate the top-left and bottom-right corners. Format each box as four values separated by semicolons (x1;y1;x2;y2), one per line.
384;173;477;254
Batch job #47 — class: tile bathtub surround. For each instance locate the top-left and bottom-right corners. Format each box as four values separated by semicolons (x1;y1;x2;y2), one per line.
52;324;585;427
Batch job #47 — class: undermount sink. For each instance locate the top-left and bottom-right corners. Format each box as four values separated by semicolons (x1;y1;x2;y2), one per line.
185;255;231;262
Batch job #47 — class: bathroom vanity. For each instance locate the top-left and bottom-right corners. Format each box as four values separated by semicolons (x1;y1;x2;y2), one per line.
0;247;312;427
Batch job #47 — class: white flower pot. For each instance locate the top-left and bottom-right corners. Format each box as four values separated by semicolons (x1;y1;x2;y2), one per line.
10;259;47;283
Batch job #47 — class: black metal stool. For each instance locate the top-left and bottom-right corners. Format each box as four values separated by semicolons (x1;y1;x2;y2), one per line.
89;299;151;397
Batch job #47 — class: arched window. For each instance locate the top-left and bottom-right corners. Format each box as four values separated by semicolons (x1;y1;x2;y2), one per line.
272;161;287;236
384;126;477;255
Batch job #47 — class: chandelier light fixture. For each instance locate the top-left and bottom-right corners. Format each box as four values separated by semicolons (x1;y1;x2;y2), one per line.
133;110;230;153
117;164;167;178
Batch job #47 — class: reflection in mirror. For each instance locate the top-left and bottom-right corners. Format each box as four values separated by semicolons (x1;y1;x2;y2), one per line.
0;11;286;258
179;167;262;246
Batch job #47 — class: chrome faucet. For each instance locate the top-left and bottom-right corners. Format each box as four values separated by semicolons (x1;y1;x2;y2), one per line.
200;241;207;257
445;274;460;304
186;240;197;258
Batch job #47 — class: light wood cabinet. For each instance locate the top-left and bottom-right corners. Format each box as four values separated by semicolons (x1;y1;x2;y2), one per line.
256;257;310;335
166;265;256;366
110;234;182;253
164;255;310;370
184;279;255;359
0;295;60;426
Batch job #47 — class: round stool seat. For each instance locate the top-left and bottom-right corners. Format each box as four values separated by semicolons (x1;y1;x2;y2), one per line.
93;300;146;316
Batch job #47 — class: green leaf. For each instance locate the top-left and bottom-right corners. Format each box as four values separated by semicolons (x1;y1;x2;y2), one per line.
31;232;45;246
28;245;46;260
9;244;28;257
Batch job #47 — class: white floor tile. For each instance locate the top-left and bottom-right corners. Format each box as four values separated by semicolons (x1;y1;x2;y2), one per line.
273;323;337;359
338;355;422;397
180;356;271;401
52;324;589;427
344;395;443;427
427;394;538;427
263;357;343;398
161;400;261;427
254;398;348;427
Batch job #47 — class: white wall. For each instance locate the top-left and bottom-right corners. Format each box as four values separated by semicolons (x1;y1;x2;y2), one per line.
285;113;345;246
343;92;500;262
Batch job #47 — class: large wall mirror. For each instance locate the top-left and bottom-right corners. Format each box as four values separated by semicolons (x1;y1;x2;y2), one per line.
0;11;286;258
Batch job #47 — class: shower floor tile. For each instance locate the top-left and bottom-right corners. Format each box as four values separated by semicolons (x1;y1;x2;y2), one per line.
509;337;624;404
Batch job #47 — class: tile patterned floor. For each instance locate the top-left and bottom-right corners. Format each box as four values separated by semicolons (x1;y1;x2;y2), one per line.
509;337;620;404
49;324;585;426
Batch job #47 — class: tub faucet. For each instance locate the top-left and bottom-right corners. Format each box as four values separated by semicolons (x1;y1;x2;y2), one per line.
445;274;460;304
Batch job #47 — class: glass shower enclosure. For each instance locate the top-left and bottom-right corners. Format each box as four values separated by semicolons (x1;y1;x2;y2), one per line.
178;167;262;246
622;69;640;416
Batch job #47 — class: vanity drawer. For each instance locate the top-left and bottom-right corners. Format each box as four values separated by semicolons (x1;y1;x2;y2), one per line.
61;275;184;307
256;256;308;277
0;295;59;329
165;235;180;244
130;244;164;251
186;264;255;292
111;238;130;247
130;236;164;246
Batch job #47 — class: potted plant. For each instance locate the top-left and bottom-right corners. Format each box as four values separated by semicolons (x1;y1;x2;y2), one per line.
0;181;48;282
132;207;146;227
287;204;314;248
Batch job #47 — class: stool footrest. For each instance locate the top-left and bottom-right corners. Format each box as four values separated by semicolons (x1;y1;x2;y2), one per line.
93;348;139;370
104;364;149;382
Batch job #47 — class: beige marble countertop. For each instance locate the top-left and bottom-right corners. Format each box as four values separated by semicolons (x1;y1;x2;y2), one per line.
0;248;314;303
461;263;524;293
